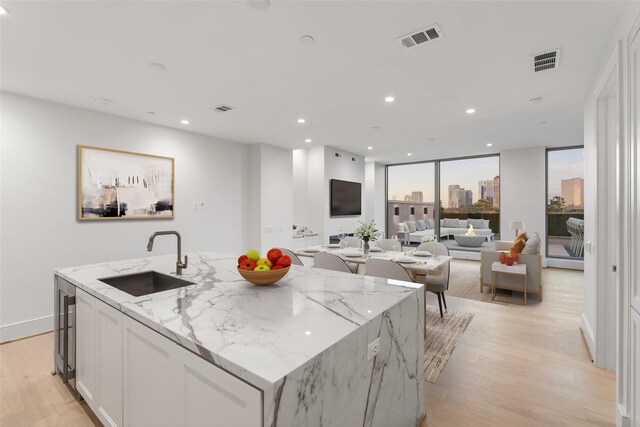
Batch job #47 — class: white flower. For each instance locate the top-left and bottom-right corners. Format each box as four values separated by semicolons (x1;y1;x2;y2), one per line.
354;220;381;242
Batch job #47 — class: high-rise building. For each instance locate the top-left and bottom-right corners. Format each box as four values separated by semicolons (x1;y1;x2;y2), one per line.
478;179;494;204
561;177;584;209
493;176;500;208
411;191;424;202
448;185;461;208
465;190;473;207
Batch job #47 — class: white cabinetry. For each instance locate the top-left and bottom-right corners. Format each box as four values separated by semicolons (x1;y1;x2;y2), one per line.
122;315;179;427
75;289;123;427
76;289;97;407
122;314;262;427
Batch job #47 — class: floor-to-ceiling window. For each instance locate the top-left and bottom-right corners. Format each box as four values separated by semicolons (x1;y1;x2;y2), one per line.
386;155;500;251
439;156;501;240
546;147;585;259
387;162;435;238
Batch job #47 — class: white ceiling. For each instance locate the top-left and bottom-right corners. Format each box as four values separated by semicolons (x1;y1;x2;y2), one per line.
0;1;625;164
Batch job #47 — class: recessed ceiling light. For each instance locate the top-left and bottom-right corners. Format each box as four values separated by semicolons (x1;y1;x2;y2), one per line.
146;111;156;115
466;108;476;114
370;126;380;130
428;137;435;141
538;121;547;125
148;63;167;72
367;146;373;150
297;118;306;124
94;98;113;105
180;119;190;125
486;143;493;147
529;97;543;104
305;330;311;335
385;96;395;103
407;153;412;156
0;4;9;15
300;35;315;46
305;138;311;143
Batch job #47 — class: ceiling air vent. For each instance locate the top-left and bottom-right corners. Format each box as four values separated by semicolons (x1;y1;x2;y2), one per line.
396;24;443;49
532;49;561;72
212;104;235;113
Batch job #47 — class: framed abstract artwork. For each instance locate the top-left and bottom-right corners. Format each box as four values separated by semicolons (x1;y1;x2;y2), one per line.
78;145;174;220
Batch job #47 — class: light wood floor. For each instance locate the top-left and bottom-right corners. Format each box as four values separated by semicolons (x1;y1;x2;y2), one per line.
0;262;613;427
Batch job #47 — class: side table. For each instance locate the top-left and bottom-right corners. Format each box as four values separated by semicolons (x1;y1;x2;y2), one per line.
491;262;528;305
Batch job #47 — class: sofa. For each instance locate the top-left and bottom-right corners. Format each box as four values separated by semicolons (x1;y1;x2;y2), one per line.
479;234;542;301
399;219;493;243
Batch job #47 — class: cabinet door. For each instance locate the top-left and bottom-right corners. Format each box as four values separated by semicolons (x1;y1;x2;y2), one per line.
75;289;96;408
123;316;178;427
177;348;262;427
95;301;123;427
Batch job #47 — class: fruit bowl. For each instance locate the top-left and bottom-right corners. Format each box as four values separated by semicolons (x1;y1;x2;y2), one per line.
237;266;290;286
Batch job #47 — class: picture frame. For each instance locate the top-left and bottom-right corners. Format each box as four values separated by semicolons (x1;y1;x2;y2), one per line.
77;145;175;220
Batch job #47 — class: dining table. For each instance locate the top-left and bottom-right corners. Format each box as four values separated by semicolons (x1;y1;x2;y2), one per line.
293;245;452;279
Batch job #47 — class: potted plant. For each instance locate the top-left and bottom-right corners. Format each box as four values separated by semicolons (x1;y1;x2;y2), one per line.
354;220;381;254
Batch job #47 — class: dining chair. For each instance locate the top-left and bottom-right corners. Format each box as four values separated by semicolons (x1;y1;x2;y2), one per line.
423;242;451;318
340;236;362;248
278;248;304;266
415;242;436;253
313;252;353;273
375;239;402;252
364;258;413;282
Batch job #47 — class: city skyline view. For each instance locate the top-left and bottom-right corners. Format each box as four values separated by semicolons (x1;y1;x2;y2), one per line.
548;148;585;204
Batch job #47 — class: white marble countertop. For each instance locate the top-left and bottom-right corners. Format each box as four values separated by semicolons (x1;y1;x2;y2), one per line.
55;252;422;390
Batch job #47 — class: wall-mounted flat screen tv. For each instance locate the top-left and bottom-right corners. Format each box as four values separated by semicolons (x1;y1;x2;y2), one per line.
330;179;361;216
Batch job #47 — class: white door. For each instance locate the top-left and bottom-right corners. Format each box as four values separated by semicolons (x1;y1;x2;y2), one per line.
95;301;123;427
75;289;96;408
177;348;261;427
122;316;178;427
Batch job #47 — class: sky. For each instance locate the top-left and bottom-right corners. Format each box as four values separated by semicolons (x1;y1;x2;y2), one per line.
547;148;584;199
388;150;584;205
387;156;499;205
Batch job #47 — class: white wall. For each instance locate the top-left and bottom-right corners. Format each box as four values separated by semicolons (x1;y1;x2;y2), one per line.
499;147;547;254
0;92;251;342
251;143;293;254
365;161;386;235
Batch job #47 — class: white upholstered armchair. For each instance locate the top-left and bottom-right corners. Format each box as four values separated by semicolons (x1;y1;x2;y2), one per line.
480;240;543;302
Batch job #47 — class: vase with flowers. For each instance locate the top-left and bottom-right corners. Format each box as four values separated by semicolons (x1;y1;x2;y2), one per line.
354;220;381;254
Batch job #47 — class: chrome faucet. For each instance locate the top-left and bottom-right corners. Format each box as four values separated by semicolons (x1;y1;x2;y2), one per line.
146;231;188;275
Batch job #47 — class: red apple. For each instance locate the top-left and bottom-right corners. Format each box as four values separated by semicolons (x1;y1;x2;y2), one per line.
239;259;257;270
276;255;291;267
505;256;514;266
499;252;507;264
267;248;283;263
238;255;248;265
271;264;284;270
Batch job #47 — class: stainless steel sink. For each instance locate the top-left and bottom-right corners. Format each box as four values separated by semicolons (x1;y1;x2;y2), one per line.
98;271;195;297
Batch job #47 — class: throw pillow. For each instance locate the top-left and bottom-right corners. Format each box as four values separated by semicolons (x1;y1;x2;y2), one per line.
468;219;484;229
417;219;427;231
511;238;526;254
483;219;490;229
458;219;468;228
406;221;417;232
443;218;459;228
515;232;529;243
398;223;406;232
426;219;435;229
522;233;541;254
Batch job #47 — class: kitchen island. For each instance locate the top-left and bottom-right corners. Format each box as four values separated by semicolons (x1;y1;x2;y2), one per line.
55;252;424;427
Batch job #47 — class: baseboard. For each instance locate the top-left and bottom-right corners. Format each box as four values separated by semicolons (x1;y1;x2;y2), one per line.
617;403;630;427
0;315;54;343
546;258;584;270
580;313;595;362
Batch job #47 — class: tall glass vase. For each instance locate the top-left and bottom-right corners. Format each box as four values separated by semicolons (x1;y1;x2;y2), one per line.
363;240;370;254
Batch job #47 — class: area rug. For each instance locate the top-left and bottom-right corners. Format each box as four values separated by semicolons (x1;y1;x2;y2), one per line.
424;306;474;383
